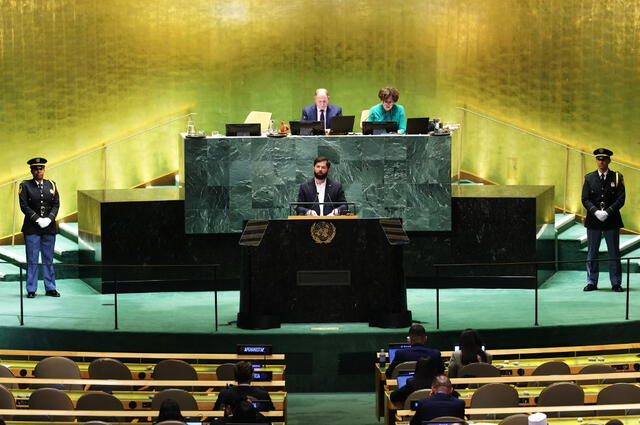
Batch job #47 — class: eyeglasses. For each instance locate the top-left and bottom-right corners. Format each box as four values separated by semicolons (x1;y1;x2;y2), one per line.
382;100;395;106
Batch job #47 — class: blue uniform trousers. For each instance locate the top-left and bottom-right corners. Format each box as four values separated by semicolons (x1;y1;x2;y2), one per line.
586;228;621;287
25;233;57;293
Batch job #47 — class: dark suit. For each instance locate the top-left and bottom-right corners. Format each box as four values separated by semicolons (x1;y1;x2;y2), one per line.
300;104;342;128
213;384;274;411
19;178;60;294
296;178;347;216
385;344;445;378
410;392;465;425
581;170;625;287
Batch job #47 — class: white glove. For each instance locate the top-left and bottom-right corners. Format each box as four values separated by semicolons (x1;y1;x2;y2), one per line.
306;210;318;216
595;210;608;222
35;218;45;228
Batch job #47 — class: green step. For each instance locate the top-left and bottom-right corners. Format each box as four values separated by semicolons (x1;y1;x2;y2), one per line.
554;213;575;233
53;234;79;263
58;222;78;242
579;234;640;254
0;262;22;281
0;243;77;279
557;223;587;241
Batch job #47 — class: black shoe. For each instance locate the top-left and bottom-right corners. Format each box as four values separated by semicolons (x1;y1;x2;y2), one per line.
612;285;624;292
45;290;60;297
583;284;598;292
27;292;36;298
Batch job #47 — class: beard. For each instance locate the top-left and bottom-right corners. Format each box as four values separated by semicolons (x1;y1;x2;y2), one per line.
314;172;327;180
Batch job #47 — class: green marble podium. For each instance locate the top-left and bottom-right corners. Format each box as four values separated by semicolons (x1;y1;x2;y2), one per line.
184;134;451;233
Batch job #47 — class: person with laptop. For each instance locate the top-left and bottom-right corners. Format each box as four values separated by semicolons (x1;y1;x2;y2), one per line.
213;361;274;412
447;328;492;378
367;86;407;134
300;88;343;130
385;324;444;378
296;156;347;216
390;356;439;404
410;375;465;425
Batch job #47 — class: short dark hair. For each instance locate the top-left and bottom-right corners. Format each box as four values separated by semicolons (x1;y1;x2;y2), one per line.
314;156;331;168
431;374;452;390
378;86;400;102
408;324;426;337
234;361;254;382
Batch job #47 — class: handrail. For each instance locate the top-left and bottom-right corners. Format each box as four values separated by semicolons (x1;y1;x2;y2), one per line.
398;402;640;416
456;106;640;172
0;113;194;189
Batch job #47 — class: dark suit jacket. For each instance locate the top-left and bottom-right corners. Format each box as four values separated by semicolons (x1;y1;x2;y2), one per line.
213;384;274;411
581;170;625;229
300;103;342;128
385;344;445;378
296;178;347;216
410;392;465;425
19;178;60;235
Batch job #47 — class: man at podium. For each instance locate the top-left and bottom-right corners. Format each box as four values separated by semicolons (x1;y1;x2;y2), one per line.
296;156;347;216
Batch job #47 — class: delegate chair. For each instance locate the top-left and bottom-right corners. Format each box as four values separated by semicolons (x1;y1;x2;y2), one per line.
88;357;133;392
33;356;82;390
459;362;500;388
537;382;584;417
0;364;17;389
359;110;370;130
244;111;272;133
404;389;431;409
0;384;16;420
469;383;519;419
216;363;236;380
530;361;571;386
596;382;640;415
155;421;188;425
76;391;124;423
153;359;198;391
498;414;529;425
151;388;198;411
391;361;417;379
28;387;75;422
578;364;616;385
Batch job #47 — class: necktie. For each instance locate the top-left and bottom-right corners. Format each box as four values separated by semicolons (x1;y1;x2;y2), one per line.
320;110;325;128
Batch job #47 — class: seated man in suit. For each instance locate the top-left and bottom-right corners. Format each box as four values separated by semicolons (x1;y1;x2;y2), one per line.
213;361;274;412
411;375;465;425
296;156;347;216
300;88;343;130
386;324;444;378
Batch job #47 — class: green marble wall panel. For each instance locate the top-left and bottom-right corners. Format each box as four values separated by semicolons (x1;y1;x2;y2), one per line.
185;135;451;233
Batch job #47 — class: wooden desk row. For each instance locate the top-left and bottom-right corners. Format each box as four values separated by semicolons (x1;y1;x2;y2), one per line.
7;388;287;411
0;348;285;362
0;359;286;381
0;377;286;390
0;408;285;419
394;403;640;422
377;371;640;422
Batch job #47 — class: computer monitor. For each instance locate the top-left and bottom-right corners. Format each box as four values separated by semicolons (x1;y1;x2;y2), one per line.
252;371;273;381
290;120;325;135
406;117;430;134
329;115;355;134
225;123;261;137
388;342;412;363
395;371;414;387
362;121;399;135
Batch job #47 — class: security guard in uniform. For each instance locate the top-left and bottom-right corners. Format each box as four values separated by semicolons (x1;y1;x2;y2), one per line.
581;148;625;292
18;158;60;298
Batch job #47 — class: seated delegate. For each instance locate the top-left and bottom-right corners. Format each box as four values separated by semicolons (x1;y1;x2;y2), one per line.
367;86;407;134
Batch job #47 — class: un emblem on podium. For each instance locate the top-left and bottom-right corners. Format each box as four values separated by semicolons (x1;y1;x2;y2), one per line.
310;221;336;244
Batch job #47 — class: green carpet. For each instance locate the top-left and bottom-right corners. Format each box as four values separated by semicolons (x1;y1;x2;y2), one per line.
287;393;378;425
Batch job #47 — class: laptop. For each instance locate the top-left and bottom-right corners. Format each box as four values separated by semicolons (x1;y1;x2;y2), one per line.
329;115;355;134
362;121;399;135
406;117;430;134
290;120;324;135
396;371;415;387
388;342;412;363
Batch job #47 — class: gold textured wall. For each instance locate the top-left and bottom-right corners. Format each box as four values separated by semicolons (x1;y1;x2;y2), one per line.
1;0;639;238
